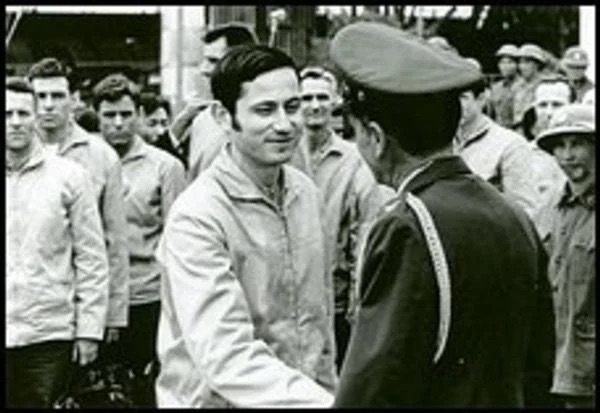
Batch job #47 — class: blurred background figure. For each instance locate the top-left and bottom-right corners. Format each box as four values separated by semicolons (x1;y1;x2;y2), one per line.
513;43;546;130
488;44;522;128
138;92;187;167
561;46;594;102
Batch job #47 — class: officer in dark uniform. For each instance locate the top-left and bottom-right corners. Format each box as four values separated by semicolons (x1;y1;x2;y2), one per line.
329;22;556;407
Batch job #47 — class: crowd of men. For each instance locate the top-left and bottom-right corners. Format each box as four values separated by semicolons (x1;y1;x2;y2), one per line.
5;20;595;408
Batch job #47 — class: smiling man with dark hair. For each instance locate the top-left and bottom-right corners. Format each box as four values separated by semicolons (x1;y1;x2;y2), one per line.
155;45;336;407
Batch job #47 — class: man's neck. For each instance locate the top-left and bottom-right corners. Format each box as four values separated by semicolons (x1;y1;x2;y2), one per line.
6;142;36;172
112;139;135;159
38;121;70;146
230;144;283;203
457;113;485;144
305;126;332;154
387;145;453;191
568;176;595;200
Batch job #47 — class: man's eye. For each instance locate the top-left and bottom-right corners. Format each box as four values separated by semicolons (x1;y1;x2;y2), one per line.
103;112;116;118
51;93;66;100
255;106;275;115
316;94;330;102
285;101;301;113
301;95;314;102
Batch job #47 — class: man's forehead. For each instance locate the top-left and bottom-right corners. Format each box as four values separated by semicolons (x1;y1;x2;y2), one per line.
31;76;69;91
204;36;229;58
239;67;299;103
535;82;570;99
6;90;35;106
98;95;136;111
301;77;334;93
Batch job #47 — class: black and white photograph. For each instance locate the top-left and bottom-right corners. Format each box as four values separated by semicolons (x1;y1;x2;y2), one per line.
5;5;596;408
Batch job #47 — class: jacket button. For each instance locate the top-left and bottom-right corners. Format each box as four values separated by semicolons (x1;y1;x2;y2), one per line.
457;357;465;365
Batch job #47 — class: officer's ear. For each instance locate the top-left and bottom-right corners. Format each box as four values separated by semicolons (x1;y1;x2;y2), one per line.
365;120;387;159
212;102;233;133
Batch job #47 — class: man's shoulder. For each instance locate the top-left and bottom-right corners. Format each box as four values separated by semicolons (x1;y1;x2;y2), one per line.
45;153;91;186
486;118;530;148
144;141;186;171
170;171;224;216
76;130;120;165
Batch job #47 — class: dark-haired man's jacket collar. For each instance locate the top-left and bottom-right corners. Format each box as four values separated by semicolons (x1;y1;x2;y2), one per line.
399;156;472;196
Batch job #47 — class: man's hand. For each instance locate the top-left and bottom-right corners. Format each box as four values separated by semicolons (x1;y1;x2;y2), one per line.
105;327;121;344
170;99;217;143
72;339;99;366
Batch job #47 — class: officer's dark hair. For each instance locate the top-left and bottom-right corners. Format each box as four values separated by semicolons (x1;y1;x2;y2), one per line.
211;45;299;123
139;92;172;118
344;82;461;156
535;74;576;103
462;78;487;99
92;73;140;111
27;57;76;92
6;77;35;96
203;23;258;48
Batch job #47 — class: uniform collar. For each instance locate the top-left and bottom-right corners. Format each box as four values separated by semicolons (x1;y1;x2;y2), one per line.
58;121;90;154
558;181;595;210
455;114;491;149
122;135;148;162
398;156;472;196
212;143;303;207
6;136;46;174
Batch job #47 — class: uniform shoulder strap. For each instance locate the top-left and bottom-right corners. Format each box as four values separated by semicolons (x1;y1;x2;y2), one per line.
405;192;451;364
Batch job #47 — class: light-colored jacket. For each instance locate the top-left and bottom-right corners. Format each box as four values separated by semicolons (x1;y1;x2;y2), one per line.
298;131;392;315
57;122;129;327
121;136;186;305
187;105;227;183
454;115;541;217
155;144;336;407
6;139;109;347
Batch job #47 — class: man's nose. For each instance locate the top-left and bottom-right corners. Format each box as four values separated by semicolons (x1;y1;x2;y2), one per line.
114;114;124;127
8;112;22;126
42;95;54;109
273;109;294;132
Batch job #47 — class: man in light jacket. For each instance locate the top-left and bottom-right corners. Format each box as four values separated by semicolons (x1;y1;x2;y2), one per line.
156;45;336;407
28;58;129;343
6;78;109;408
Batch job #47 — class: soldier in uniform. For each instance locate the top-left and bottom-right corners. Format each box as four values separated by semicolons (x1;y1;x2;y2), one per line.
329;22;555;407
534;104;595;408
513;43;546;130
488;44;522;128
561;46;594;103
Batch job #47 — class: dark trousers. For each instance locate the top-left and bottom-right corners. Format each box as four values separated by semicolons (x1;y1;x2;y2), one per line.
105;301;161;407
334;313;352;373
6;340;72;408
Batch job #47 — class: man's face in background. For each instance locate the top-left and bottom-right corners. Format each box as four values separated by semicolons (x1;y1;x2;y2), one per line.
200;36;229;79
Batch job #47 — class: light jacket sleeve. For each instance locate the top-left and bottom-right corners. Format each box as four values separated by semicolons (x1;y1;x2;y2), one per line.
499;139;541;218
102;157;130;327
69;167;110;340
160;158;186;219
157;204;334;408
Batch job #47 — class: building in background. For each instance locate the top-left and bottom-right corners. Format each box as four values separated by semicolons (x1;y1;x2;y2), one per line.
6;5;593;113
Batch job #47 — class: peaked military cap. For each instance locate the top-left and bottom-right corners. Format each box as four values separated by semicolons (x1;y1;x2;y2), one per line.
517;43;546;63
562;46;589;68
495;44;519;58
330;22;482;94
536;103;595;152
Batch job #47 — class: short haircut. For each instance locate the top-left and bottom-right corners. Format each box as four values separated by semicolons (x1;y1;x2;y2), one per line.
211;45;298;118
139;92;172;118
462;78;487;99
27;57;74;92
203;23;258;48
92;73;139;111
300;66;339;91
6;77;35;96
535;74;576;103
343;82;461;156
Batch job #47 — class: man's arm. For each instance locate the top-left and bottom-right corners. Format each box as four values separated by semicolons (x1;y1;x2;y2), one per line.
160;158;186;219
68;167;110;363
157;204;333;407
102;157;130;328
335;212;438;407
500;139;542;217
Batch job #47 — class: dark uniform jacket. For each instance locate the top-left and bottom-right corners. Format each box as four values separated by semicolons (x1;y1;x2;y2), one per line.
335;156;555;407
